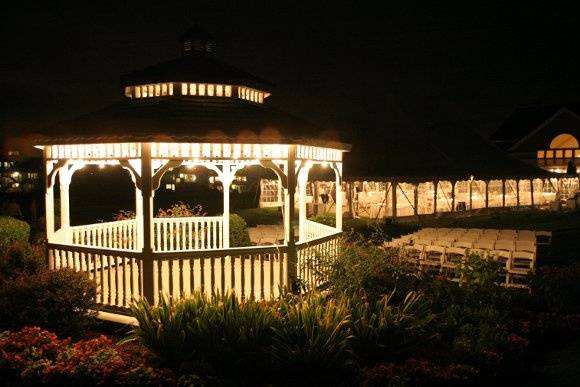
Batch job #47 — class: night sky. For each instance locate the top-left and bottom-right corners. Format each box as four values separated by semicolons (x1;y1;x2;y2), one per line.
2;1;580;170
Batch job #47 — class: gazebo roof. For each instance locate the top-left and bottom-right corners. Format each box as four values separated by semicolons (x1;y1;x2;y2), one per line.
34;26;349;151
120;53;274;92
34;96;349;150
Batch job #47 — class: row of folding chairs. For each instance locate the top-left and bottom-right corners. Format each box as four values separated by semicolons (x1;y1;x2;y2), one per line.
399;244;534;288
412;227;551;245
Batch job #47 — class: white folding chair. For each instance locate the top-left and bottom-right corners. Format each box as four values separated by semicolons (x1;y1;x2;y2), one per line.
442;247;467;281
515;240;536;253
454;240;474;249
494;240;515;252
489;249;511;286
422;245;445;271
474;240;495;251
403;244;425;265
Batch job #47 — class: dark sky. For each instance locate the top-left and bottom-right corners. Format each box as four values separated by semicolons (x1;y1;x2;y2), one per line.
2;1;580;156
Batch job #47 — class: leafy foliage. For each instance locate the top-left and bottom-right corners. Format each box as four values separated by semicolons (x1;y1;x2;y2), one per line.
271;294;356;384
0;269;97;338
157;202;206;218
127;292;277;382
0;240;45;280
0;216;30;246
229;213;251;247
0;326;175;386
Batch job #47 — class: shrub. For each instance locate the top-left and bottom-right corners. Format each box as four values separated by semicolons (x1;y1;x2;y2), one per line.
237;207;281;226
309;213;336;227
157;202;205;218
271;294;356;385
0;326;175;386
230;213;251;247
0;216;30;246
127;292;277;382
317;235;419;300
0;269;97;338
0;240;45;280
350;291;435;364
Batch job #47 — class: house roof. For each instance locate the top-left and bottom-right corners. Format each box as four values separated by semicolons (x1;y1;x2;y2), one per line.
489;104;580;149
345;122;555;181
33;96;349;150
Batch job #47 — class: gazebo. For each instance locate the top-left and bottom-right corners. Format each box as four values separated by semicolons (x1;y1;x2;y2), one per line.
36;27;349;312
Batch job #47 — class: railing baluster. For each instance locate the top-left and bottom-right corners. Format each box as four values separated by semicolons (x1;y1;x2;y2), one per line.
259;254;264;300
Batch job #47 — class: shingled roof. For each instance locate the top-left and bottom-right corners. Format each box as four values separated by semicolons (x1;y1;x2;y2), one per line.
345;122;554;181
489;104;580;150
120;54;275;92
34;96;348;149
34;26;348;150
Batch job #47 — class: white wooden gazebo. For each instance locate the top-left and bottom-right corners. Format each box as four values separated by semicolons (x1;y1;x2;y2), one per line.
36;27;349;312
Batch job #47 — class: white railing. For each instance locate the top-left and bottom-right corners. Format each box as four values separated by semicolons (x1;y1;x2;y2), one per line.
153;245;288;302
303;219;338;241
69;219;138;250
153;216;224;252
297;231;342;289
48;225;342;310
47;243;143;308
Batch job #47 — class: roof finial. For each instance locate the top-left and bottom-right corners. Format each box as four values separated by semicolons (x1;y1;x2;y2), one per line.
180;24;214;56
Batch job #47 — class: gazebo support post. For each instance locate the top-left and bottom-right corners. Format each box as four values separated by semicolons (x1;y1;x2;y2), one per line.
59;166;71;241
140;143;155;303
44;161;56;242
334;163;343;231
221;161;233;249
285;145;298;291
297;165;309;241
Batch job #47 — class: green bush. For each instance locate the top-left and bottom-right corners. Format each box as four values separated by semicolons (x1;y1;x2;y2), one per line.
229;214;251;247
0;269;97;338
270;293;356;385
0;216;30;246
236;207;281;227
0;241;45;280
127;292;277;383
316;235;419;300
350;291;435;364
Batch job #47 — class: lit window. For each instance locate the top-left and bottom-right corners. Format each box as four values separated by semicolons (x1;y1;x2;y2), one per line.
135;86;141;98
161;83;167;96
225;85;232;97
199;84;206;96
155;84;161;96
148;85;154;97
189;83;196;95
181;83;188;95
169;83;174;95
208;84;214;96
142;85;148;98
537;150;545;159
124;87;132;98
216;84;223;96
